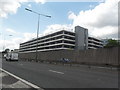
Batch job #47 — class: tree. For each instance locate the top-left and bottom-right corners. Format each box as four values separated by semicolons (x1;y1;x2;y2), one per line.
4;48;10;53
104;39;119;48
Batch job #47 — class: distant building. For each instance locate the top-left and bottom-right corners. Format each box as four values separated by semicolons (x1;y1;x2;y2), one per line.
88;37;103;49
19;26;103;53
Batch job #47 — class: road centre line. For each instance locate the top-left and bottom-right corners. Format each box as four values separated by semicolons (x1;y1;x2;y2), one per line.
49;70;64;74
0;68;41;89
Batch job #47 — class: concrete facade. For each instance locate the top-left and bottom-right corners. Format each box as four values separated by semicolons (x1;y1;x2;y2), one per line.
75;26;88;50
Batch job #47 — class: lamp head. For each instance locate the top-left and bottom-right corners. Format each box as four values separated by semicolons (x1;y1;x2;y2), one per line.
25;8;32;12
46;15;51;18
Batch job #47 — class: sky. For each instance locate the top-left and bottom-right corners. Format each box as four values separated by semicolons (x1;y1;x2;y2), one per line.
0;0;119;51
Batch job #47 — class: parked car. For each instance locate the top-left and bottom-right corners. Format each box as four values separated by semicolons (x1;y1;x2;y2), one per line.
6;52;18;61
3;54;6;58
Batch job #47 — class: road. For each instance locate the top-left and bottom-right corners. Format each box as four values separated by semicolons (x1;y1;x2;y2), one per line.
2;58;118;88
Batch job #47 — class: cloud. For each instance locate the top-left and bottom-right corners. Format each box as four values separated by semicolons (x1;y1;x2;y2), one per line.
0;37;23;51
0;0;21;18
0;32;37;51
0;0;46;18
68;0;119;39
23;32;36;42
90;26;118;38
6;28;18;34
43;24;73;35
28;4;32;8
34;0;46;4
68;11;77;20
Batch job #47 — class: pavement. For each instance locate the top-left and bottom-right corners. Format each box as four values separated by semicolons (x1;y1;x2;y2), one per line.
1;58;119;88
0;69;42;90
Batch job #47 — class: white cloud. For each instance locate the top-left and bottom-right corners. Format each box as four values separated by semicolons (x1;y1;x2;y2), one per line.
0;0;21;18
34;0;46;4
0;0;46;18
43;24;73;35
23;32;36;42
90;26;118;38
6;28;18;34
0;40;4;51
68;11;77;20
0;32;37;51
1;37;23;51
28;4;32;8
68;0;119;39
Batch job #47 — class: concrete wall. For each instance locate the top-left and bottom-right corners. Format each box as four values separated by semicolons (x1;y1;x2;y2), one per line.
19;47;119;66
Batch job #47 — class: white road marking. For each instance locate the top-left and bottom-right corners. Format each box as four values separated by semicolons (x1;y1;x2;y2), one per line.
49;70;64;74
0;68;40;89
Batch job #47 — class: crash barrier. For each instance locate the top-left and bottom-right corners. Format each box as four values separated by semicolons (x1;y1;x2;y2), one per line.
19;47;119;66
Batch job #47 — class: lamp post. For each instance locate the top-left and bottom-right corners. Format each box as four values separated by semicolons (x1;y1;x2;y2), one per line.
25;8;51;62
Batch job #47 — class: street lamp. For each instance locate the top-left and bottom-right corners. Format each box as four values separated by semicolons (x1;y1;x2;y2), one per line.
25;8;51;62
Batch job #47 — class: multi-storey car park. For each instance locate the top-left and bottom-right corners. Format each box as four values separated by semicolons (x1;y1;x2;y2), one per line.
88;37;103;49
19;26;103;53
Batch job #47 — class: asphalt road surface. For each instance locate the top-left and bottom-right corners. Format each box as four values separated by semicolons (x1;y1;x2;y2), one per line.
2;58;118;88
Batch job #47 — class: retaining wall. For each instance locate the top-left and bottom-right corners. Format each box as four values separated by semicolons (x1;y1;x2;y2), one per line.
19;47;119;66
